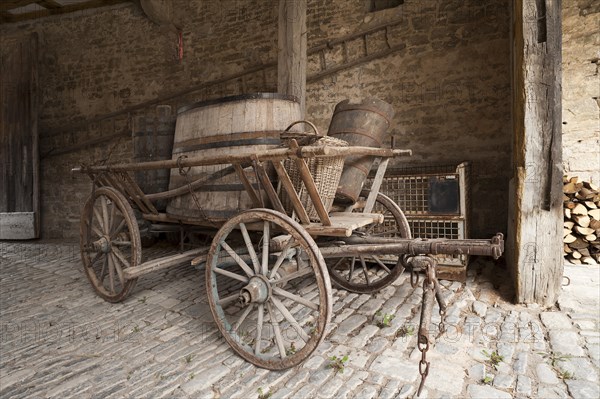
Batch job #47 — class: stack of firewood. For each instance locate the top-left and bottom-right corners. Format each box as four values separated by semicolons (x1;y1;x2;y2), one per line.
563;177;600;265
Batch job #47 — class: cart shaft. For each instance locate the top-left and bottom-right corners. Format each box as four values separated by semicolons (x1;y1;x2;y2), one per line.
318;233;504;259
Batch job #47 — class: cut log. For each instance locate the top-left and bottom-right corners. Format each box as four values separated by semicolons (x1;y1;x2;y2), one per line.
576;187;596;200
564;244;573;254
578;247;590;257
571;250;582;259
564;233;577;244
563;227;572;237
569;176;579;184
567;256;582;265
574;226;595;236
564;221;575;229
571;203;588;216
573;214;591;228
563;194;570;202
565;201;577;210
583;181;599;191
582;256;598;265
569;237;589;249
565;208;571;219
563;182;578;194
588;209;600;221
589;218;600;230
585;234;597;242
584;201;598;210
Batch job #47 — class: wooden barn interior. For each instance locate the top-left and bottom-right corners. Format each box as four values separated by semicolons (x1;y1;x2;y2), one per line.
0;1;598;316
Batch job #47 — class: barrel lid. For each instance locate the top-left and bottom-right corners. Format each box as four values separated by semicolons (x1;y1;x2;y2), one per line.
178;93;300;114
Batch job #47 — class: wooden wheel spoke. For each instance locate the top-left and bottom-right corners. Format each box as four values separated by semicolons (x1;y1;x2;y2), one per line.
110;253;126;287
112;246;131;269
240;223;260;274
255;304;264;355
110;218;127;240
372;255;392;274
101;196;110;235
330;257;345;270
91;225;104;238
93;207;105;233
261;221;270;275
218;293;241;306
359;256;371;285
272;286;319;311
347;257;356;282
213;267;249;283
88;251;103;267
233;304;254;332
267;302;287;359
271;267;313;285
221;241;255;277
108;201;117;234
271;296;309;343
107;254;116;294
99;256;108;281
269;238;295;279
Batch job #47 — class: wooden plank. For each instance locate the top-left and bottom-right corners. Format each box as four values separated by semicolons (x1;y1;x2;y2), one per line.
233;163;262;208
278;0;307;117
364;157;388;213
121;172;158;214
288;140;331;226
272;160;310;224
507;0;563;306
252;159;286;214
123;247;209;279
0;34;39;238
3;0;129;22
0;212;37;239
304;213;383;237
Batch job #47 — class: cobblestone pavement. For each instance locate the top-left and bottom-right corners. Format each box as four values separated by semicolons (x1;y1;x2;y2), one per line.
1;241;599;398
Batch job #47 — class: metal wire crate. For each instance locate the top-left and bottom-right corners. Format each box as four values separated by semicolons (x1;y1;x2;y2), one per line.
367;162;471;280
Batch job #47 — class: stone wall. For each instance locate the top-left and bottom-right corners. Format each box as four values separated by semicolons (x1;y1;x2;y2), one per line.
0;0;512;239
562;1;600;184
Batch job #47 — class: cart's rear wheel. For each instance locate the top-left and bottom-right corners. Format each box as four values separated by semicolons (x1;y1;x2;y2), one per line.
327;189;411;293
80;186;141;302
206;209;332;370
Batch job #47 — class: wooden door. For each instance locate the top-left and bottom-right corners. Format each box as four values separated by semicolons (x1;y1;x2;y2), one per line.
0;33;39;239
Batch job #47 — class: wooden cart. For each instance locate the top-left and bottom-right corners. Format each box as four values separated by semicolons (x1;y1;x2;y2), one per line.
73;136;504;374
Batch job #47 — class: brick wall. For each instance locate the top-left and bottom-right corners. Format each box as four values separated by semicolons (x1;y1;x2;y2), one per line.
1;0;511;239
562;1;600;184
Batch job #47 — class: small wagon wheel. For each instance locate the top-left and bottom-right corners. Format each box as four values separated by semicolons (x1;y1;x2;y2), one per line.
327;189;411;293
80;186;141;302
206;209;332;370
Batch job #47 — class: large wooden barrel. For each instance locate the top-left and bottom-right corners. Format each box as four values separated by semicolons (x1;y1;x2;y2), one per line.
133;105;175;211
166;93;300;223
327;98;395;204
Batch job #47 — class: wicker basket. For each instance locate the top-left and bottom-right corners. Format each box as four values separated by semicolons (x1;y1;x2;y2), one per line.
280;134;348;222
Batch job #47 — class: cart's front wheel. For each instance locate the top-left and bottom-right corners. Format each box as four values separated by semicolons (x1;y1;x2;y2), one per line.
206;209;332;370
327;190;411;293
80;186;141;302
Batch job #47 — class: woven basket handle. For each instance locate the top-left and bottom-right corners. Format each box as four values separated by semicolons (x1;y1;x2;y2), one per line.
283;120;321;136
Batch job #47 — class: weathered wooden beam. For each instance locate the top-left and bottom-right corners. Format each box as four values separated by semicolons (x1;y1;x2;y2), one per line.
278;0;307;117
2;0;128;22
508;0;563;306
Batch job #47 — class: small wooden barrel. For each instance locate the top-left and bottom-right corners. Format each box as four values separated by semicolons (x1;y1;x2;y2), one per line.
133;105;175;211
166;93;300;223
327;98;395;204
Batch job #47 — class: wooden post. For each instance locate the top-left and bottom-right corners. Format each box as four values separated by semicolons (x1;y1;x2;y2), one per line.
508;0;563;306
278;0;307;117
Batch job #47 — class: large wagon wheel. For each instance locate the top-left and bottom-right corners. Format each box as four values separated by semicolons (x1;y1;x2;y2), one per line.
327;189;411;293
206;209;332;370
80;186;141;302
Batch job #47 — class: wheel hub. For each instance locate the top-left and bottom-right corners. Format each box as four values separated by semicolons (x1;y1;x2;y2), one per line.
93;236;112;254
239;275;271;305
